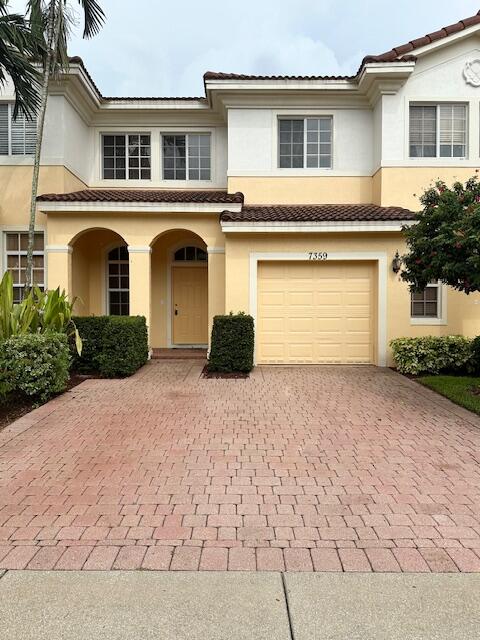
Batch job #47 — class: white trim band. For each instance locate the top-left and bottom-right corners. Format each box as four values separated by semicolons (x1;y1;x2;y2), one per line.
207;247;225;254
45;244;73;254
249;251;388;367
38;202;242;214
127;245;152;254
222;220;415;233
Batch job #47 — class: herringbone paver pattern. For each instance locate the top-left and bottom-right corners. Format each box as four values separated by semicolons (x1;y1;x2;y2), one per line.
1;362;480;571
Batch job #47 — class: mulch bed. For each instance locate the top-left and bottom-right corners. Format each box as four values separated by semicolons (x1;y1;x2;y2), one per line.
201;365;249;379
0;373;93;433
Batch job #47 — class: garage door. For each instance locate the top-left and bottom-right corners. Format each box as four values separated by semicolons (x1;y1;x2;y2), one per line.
257;261;375;364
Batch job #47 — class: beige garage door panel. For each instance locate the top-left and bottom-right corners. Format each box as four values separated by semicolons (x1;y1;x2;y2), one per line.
257;261;375;364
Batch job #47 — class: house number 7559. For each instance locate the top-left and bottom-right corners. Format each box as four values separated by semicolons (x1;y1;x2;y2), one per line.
308;252;328;260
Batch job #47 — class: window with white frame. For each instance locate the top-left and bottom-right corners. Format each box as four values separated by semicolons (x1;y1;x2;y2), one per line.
411;282;441;318
162;133;211;180
102;134;151;180
409;104;467;158
278;117;332;168
5;232;44;302
0;103;37;155
107;246;129;315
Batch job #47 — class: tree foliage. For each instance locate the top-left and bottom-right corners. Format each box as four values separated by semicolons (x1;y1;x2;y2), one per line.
0;0;42;118
401;176;480;294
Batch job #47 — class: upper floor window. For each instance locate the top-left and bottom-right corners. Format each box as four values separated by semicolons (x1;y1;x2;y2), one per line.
162;133;211;181
102;134;151;180
411;282;441;319
0;104;36;155
409;104;467;158
279;117;332;169
5;232;44;303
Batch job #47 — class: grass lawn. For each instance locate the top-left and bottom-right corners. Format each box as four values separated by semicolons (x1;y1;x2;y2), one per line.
417;375;480;416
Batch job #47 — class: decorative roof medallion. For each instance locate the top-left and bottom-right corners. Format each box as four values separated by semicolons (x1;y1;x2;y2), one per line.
464;59;480;86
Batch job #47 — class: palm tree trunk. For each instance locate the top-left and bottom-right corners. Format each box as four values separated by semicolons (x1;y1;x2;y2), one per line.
25;0;59;293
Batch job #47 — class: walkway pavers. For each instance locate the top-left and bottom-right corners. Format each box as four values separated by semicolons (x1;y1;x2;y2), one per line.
1;361;480;571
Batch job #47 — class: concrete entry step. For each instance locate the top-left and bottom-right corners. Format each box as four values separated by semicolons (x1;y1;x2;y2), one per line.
151;348;207;360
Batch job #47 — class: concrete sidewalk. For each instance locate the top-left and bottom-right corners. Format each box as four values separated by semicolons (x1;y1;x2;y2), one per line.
0;570;479;639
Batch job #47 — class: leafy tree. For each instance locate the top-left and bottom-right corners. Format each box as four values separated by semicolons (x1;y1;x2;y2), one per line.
24;0;105;292
401;176;480;294
0;0;41;117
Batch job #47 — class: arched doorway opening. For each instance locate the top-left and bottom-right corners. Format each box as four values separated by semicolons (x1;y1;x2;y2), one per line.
70;228;128;317
150;229;208;348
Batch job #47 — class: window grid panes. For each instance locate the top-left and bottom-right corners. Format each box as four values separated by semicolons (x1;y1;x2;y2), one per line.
5;232;44;303
0;103;36;156
102;134;151;180
173;246;207;261
439;104;467;158
279;117;332;168
163;133;211;181
411;283;440;318
409;104;467;158
108;246;129;316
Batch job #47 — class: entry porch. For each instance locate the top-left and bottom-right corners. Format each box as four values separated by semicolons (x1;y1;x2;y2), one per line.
38;190;240;349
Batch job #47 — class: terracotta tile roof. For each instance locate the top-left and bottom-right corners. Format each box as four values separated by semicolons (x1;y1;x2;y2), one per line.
360;12;480;68
203;71;354;82
70;13;480;100
37;189;244;204
221;204;415;223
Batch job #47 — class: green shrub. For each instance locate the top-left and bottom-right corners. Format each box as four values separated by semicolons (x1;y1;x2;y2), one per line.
0;333;70;401
73;315;148;378
71;316;110;373
208;312;254;373
0;271;82;354
390;335;472;375
469;336;480;375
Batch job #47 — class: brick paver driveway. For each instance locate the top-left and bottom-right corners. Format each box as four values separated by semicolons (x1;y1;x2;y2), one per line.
1;362;480;572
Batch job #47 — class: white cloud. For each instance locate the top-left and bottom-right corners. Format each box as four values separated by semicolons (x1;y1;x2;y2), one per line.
7;0;480;96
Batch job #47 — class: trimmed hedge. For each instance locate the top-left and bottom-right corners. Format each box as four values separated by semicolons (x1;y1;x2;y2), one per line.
0;333;70;401
208;312;254;373
390;335;472;376
469;336;480;375
72;316;110;373
72;315;148;377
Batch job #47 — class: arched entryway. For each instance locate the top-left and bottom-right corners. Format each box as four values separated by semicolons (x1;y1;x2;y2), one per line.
150;229;208;348
70;228;129;317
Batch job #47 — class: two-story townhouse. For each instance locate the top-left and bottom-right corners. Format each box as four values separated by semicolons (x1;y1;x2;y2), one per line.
1;13;480;366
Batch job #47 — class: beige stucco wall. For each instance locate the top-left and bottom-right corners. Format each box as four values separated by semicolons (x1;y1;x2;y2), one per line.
0;165;86;228
228;176;372;204
375;167;480;210
224;232;480;366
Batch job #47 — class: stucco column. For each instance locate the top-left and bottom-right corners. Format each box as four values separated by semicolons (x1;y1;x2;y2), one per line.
45;244;72;295
207;247;226;344
128;245;152;341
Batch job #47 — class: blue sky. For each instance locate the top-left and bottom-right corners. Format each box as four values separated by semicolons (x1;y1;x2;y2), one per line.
9;0;480;96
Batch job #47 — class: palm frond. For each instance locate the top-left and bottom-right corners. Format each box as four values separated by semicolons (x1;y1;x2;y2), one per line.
76;0;104;38
0;8;42;118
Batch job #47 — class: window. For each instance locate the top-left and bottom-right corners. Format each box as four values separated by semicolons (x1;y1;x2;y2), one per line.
107;246;129;315
102;134;151;180
162;133;211;180
409;104;467;158
0;103;36;155
411;282;440;318
173;246;207;261
5;232;44;302
279;117;332;168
